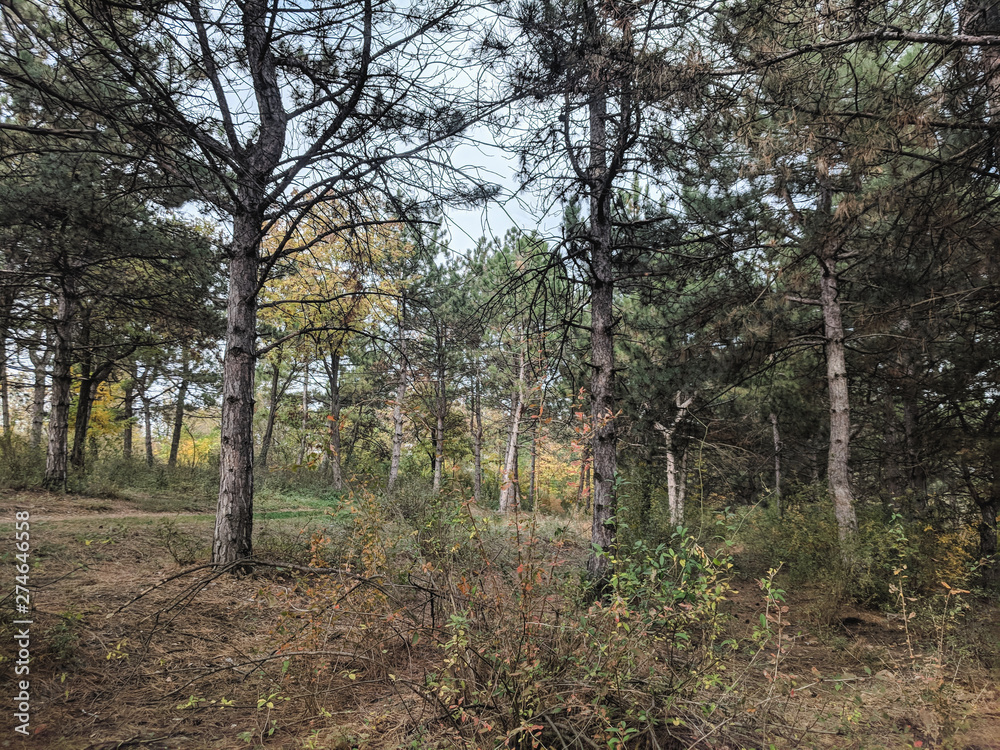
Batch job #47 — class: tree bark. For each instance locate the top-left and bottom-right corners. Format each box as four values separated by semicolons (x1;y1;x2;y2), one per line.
70;359;118;472
770;412;782;515
44;283;76;489
655;394;693;528
499;347;525;512
819;253;859;542
585;65;618;580
213;210;262;565
168;352;190;468
529;418;538;510
388;308;407;493
212;0;287;565
257;356;288;469
432;335;446;493
0;287;14;441
122;383;134;459
29;343;51;451
297;361;310;466
576;444;590;510
142;393;154;467
470;364;483;504
325;350;343;490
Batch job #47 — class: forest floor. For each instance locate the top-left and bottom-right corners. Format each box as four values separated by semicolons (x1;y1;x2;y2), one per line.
0;488;998;750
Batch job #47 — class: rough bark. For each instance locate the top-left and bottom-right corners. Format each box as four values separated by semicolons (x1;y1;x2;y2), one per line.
213;209;262;565
211;0;288;565
69;310;93;470
0;287;13;440
388;310;407;493
122;363;135;459
819;253;858;541
586;76;617;581
43;284;76;490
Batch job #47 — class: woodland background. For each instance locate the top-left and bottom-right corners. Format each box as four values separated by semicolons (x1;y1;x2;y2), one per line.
2;0;1000;748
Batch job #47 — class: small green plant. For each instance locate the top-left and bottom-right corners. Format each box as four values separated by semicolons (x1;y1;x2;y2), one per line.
153;519;202;566
46;610;84;663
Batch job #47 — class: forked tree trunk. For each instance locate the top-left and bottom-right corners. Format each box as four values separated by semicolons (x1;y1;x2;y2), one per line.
655;394;693;528
212;0;287;566
71;358;118;472
44;285;76;490
820;253;858;542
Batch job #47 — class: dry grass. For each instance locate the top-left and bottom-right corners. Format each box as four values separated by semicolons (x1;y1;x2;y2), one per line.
0;488;998;749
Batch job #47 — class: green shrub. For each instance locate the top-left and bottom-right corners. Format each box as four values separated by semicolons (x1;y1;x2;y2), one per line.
0;440;45;489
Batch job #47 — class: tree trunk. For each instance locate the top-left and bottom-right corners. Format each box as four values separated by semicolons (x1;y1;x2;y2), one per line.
142;394;154;467
69;309;93;471
901;367;928;511
168;353;190;468
820;254;858;542
213;210;262;565
499;347;525;512
576;444;590;509
212;0;287;565
471;368;483;504
586;76;617;581
770;412;782;516
655;394;693;528
529;419;538;510
297;361;310;466
257;357;284;468
122;362;135;459
325;350;343;491
71;378;96;470
71;358;117;472
44;284;76;489
29;343;51;451
432;342;446;493
388;310;407;493
0;287;13;441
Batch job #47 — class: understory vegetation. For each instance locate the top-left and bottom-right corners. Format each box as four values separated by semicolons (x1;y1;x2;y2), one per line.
4;0;1000;746
0;470;997;749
